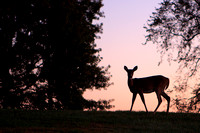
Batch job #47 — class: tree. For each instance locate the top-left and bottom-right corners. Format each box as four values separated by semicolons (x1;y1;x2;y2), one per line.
144;0;200;112
0;0;113;110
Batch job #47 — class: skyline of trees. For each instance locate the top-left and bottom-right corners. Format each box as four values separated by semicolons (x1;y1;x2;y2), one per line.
0;0;113;110
144;0;200;112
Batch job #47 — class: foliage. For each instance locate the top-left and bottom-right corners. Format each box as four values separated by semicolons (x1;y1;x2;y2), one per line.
144;0;200;112
1;110;200;132
0;0;113;110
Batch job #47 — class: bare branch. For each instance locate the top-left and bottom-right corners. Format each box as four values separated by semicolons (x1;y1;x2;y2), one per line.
195;0;200;6
189;58;200;77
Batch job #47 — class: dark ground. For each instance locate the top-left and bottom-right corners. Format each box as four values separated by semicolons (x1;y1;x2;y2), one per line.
0;110;200;132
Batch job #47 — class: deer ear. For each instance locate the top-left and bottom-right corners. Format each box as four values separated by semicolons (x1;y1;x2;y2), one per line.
124;66;128;71
133;66;138;71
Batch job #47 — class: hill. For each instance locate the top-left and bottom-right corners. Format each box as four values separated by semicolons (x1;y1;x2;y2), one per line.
0;110;200;132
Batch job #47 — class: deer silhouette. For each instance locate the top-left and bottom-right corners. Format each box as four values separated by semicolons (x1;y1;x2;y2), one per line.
124;66;170;114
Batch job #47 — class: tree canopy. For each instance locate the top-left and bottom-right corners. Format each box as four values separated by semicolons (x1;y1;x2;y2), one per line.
144;0;200;112
0;0;113;110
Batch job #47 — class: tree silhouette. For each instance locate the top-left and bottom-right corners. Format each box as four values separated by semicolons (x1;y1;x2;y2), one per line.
0;0;113;110
144;0;200;112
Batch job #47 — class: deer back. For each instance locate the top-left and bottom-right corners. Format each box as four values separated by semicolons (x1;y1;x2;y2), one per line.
129;75;169;93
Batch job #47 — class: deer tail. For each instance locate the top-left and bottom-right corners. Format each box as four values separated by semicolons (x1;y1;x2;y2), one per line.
165;78;170;90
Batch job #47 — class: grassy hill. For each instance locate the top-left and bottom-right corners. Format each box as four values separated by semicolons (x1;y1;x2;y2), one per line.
0;110;200;132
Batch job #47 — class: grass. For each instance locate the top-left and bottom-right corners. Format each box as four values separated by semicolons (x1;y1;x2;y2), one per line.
0;110;200;132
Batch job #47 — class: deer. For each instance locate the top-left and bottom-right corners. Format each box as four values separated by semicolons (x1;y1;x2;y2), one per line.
124;66;170;114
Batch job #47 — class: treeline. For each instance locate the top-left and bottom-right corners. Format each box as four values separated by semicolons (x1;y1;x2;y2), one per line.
0;0;113;110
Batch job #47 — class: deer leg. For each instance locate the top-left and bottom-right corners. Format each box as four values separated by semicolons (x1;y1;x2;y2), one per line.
130;93;137;112
139;92;148;112
161;92;170;113
154;92;162;114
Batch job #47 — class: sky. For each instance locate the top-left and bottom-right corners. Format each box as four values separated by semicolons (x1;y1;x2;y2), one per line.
83;0;178;112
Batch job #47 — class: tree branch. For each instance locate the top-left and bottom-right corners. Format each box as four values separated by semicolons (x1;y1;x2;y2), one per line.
189;58;200;77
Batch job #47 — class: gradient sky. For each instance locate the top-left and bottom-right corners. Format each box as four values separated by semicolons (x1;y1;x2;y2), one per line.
84;0;178;112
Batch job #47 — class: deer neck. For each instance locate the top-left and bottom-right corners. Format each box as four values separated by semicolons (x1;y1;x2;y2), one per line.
128;78;134;88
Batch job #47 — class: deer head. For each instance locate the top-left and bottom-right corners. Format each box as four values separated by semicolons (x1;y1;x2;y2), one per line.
124;66;138;79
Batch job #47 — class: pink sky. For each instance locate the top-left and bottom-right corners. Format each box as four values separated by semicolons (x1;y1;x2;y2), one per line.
84;0;178;112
